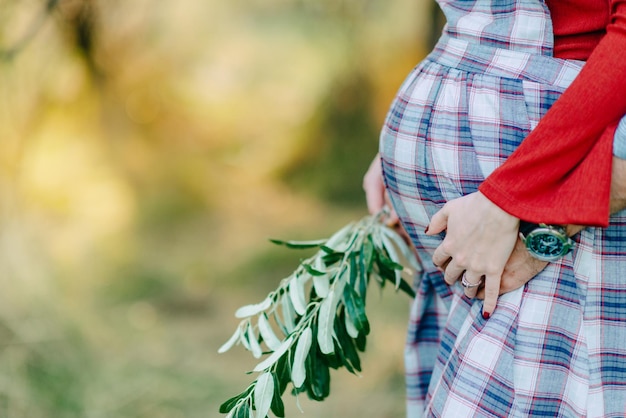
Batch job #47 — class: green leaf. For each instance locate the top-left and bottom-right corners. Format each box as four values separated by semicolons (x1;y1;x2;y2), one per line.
288;275;307;316
305;341;331;401
322;222;355;252
375;255;416;297
247;324;263;359
357;241;371;300
235;403;251;418
219;386;253;414
355;331;367;352
273;355;290;396
380;230;404;271
377;251;404;271
349;252;358;287
362;237;375;274
269;238;327;249
312;274;330;298
303;263;325;276
219;394;242;414
344;308;359;339
219;211;420;415
253;335;294;372
291;327;312;388
279;295;295;334
218;326;242;354
321;227;359;254
373;271;386;289
374;253;399;287
381;225;422;273
321;251;344;265
317;277;347;354
335;309;361;373
324;340;346;370
315;351;332;399
379;228;422;295
239;326;252;351
258;313;282;351
270;371;285;417
254;371;274;418
343;286;370;335
317;292;335;355
397;277;416;298
235;297;273;319
322;245;348;255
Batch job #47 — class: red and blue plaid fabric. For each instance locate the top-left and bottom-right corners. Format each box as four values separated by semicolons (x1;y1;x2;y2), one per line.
380;1;626;416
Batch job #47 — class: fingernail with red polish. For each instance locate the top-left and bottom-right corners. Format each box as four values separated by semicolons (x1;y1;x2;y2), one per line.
424;226;429;234
482;311;491;320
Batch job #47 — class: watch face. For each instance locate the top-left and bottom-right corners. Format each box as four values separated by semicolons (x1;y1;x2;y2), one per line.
525;230;570;261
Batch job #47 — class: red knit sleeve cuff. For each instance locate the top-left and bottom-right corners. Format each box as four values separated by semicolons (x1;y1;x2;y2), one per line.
478;124;615;228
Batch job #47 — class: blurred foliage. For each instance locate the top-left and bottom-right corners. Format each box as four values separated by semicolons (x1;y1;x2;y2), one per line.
0;0;438;416
278;72;380;206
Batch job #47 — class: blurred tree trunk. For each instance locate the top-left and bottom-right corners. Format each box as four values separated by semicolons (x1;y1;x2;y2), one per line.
428;2;447;49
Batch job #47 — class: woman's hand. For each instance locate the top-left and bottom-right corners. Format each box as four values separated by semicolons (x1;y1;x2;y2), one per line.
363;154;399;225
430;154;626;307
475;237;548;299
427;191;519;318
366;155;626;313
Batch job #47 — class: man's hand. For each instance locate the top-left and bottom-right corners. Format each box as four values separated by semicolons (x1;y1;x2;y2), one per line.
611;156;626;214
369;155;626;305
476;154;626;298
476;238;548;299
427;192;519;318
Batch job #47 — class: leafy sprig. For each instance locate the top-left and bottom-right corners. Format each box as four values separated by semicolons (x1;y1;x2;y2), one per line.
218;210;421;417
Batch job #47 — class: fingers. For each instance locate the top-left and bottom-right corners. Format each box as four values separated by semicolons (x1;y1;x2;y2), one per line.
363;154;385;215
365;188;385;215
429;205;451;268
475;239;550;299
362;154;402;227
434;253;498;319
480;272;500;319
427;204;449;235
384;191;400;226
427;193;519;319
363;155;401;226
442;260;464;286
460;272;483;299
431;243;450;271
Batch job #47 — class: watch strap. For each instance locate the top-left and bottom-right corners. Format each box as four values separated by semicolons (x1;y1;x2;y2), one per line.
519;221;540;237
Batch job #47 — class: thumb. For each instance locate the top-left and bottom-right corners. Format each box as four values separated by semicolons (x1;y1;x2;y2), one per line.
427;204;449;235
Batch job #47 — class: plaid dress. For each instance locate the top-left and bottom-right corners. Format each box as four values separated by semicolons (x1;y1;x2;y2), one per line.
380;1;626;417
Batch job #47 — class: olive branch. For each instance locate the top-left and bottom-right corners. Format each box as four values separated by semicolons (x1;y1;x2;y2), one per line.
218;210;421;417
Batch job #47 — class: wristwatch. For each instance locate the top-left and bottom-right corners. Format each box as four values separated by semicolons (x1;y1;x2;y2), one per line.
518;222;574;262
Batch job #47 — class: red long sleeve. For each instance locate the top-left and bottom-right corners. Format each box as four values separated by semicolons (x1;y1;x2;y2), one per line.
479;0;626;227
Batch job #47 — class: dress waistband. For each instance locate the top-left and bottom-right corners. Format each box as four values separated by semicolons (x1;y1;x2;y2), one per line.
428;34;585;88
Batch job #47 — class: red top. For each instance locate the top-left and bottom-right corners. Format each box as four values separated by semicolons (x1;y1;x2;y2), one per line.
548;0;610;60
478;0;626;227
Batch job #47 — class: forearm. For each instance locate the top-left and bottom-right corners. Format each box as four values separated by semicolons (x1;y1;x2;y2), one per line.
479;2;626;226
563;155;626;238
610;156;626;214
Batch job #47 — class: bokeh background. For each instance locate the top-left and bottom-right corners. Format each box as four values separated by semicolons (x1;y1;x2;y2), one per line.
0;0;442;417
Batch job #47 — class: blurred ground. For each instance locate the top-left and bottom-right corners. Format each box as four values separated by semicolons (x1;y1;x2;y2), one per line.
0;0;436;416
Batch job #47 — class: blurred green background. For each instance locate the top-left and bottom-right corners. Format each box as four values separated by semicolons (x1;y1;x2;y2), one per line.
0;0;439;417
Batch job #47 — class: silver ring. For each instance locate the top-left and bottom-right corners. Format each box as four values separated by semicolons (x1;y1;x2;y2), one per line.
461;272;482;289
